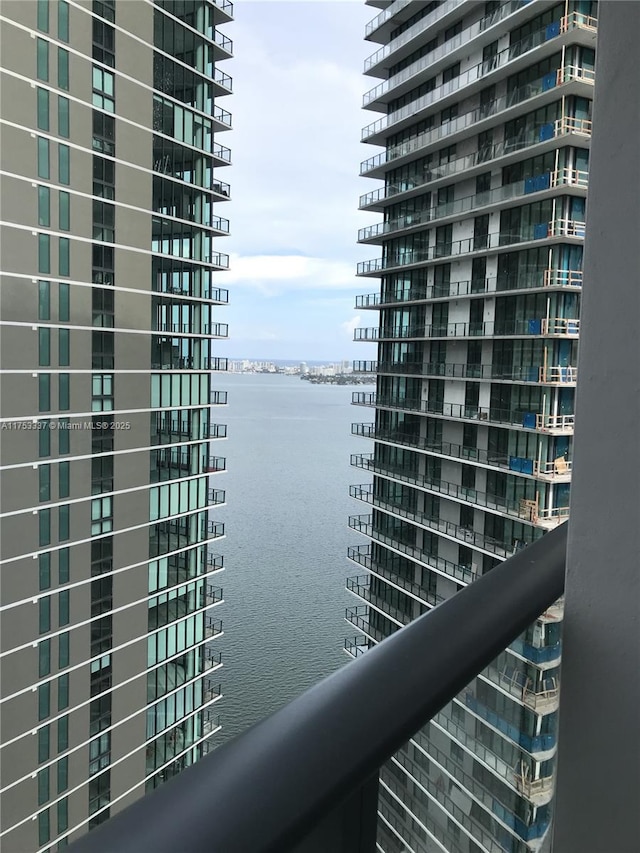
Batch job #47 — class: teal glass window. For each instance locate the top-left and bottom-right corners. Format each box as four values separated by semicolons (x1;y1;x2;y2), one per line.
59;373;70;410
58;504;70;541
59;191;70;231
39;464;50;500
58;631;69;668
59;328;70;366
39;552;51;589
57;48;69;90
57;796;68;833
39;597;51;633
58;504;69;541
37;0;49;32
57;673;69;710
38;725;50;763
57;759;68;793
39;639;51;678
58;1;69;42
58;419;70;454
58;589;69;626
39;374;51;412
59;282;70;321
38;281;50;320
58;96;69;138
39;327;51;367
59;237;70;276
39;420;51;456
59;548;69;583
38;767;50;805
58;144;70;185
37;38;49;82
39;508;51;546
37;137;50;179
57;715;68;752
58;461;70;498
38;186;50;226
38;234;51;274
38;808;50;846
37;87;50;131
38;681;50;720
92;67;115;111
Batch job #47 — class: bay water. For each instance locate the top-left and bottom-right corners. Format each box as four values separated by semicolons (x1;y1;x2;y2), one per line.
213;372;365;743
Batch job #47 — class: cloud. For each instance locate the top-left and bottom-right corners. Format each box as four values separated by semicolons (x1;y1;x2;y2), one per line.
222;253;360;295
341;315;361;338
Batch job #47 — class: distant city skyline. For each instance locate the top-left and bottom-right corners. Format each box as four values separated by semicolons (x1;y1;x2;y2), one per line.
222;0;378;361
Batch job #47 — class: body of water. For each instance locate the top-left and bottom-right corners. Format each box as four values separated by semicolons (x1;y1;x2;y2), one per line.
212;372;362;743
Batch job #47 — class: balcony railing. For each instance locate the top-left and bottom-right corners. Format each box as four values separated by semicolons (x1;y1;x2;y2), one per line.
354;316;580;340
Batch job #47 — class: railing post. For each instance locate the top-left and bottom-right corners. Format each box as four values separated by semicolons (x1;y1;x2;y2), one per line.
550;3;640;852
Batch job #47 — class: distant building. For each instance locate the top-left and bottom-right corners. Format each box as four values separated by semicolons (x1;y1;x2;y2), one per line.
348;1;594;851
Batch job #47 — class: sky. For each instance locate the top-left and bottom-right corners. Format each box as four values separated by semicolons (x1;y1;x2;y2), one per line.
219;0;379;362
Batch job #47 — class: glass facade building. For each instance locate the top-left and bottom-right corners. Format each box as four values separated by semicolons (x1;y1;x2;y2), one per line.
347;1;596;851
0;1;231;848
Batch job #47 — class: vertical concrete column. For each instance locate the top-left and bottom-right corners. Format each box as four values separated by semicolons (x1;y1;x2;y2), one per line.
551;3;640;852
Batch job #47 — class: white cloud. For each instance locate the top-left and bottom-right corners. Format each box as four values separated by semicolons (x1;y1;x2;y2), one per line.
223;253;360;294
341;315;361;337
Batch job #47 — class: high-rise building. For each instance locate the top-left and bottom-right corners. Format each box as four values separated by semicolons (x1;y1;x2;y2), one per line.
347;2;596;851
0;0;231;848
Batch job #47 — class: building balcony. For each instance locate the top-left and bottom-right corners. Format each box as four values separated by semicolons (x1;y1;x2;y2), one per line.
153;322;229;338
151;356;229;371
351;394;575;434
364;0;413;43
204;614;223;640
358;171;588;245
346;574;438;626
463;691;556;757
202;677;222;706
347;539;475;588
351;359;578;386
356;223;585;275
364;13;596;113
211;179;231;201
360;112;591;181
210;390;228;405
205;550;225;574
207;488;226;507
201;646;222;673
354;316;580;341
204;456;226;474
200;582;223;608
483;662;559;714
210;28;233;60
210;0;234;25
354;269;583;310
212;67;233;97
202;707;223;737
362;64;595;146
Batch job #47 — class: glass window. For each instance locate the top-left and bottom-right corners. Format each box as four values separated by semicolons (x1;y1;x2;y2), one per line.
58;673;69;710
38;186;50;227
58;419;70;454
37;87;50;131
39;597;51;633
37;38;49;81
59;328;70;365
39;464;50;500
57;796;68;833
38;725;50;763
58;48;69;90
39;508;51;545
57;715;69;752
39;327;51;366
37;137;50;179
38;681;50;720
37;0;49;32
59;372;70;410
38;281;50;321
58;1;69;42
58;144;70;185
58;96;69;138
59;191;70;231
39;374;51;412
59;237;70;276
59;631;69;668
38;767;50;805
59;548;69;582
58;463;70;500
39;420;51;456
39;552;51;589
59;589;69;626
59;504;70;541
38;234;51;273
59;283;70;321
38;808;50;846
39;639;51;678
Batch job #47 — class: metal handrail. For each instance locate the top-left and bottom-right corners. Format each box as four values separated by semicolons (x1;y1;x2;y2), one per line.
67;526;567;853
